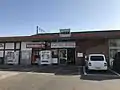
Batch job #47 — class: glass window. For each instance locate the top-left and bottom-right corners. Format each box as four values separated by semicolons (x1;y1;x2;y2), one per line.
110;49;117;58
109;49;120;58
109;39;117;47
16;43;20;49
90;56;104;61
5;43;14;49
109;39;120;47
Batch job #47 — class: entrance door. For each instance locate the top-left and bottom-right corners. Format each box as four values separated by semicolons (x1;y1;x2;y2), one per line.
32;49;40;65
67;48;75;65
59;49;67;64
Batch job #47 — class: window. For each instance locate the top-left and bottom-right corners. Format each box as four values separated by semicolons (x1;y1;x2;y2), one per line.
16;43;20;49
90;56;104;61
109;39;120;47
5;43;14;49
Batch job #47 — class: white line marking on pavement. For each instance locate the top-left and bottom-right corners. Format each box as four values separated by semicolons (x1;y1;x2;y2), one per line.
84;73;118;77
108;68;120;77
26;72;55;75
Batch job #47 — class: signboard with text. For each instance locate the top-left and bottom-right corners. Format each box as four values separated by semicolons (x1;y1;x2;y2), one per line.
59;29;71;37
51;42;76;48
26;42;45;48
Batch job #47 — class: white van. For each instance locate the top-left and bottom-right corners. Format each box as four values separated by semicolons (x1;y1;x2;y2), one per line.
86;54;107;70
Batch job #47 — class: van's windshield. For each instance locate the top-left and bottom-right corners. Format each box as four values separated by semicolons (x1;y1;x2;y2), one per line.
90;56;104;61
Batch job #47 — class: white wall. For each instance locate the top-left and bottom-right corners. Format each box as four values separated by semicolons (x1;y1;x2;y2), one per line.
0;51;3;57
5;43;14;49
20;42;32;65
16;43;20;49
20;50;31;65
21;42;32;51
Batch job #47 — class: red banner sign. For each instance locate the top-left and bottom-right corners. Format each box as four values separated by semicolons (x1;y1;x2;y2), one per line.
26;44;45;48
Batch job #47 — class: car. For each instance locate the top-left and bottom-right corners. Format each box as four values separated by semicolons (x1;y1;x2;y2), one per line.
86;54;108;71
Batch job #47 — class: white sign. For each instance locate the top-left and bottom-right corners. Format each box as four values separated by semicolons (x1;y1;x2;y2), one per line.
51;42;76;48
77;53;83;57
59;34;71;37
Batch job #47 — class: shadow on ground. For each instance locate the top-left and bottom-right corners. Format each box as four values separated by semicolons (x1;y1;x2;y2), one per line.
0;65;120;80
0;65;81;76
79;66;120;81
80;74;120;81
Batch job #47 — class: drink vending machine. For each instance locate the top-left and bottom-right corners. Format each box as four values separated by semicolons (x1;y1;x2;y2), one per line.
40;50;52;65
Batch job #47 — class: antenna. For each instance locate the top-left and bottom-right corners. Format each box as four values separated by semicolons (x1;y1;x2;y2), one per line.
36;26;46;34
39;27;45;32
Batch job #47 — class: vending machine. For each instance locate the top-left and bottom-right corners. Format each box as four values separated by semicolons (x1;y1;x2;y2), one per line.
5;51;19;65
40;50;52;65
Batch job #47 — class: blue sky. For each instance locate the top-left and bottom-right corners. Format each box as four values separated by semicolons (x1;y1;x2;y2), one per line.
0;0;120;36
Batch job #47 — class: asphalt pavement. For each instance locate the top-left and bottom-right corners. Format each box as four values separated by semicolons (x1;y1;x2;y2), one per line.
0;65;119;90
82;66;120;75
0;71;120;90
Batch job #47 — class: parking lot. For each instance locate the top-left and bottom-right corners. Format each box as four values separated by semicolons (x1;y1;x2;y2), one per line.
82;66;120;78
0;65;120;77
0;65;120;90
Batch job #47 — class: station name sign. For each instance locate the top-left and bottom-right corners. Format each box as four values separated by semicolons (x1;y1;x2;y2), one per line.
59;29;71;37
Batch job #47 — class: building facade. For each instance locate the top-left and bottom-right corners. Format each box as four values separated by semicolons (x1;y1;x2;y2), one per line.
0;30;120;66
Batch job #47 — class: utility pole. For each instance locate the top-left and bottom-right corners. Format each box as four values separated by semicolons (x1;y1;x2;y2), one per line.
36;26;39;34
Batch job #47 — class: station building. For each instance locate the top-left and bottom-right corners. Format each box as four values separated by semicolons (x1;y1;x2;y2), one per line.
0;29;119;66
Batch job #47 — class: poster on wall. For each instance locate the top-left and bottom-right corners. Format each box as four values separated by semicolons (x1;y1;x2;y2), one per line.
77;53;83;57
